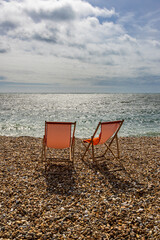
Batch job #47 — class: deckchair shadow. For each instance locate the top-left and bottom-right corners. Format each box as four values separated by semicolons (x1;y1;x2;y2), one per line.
82;120;124;168
94;161;137;193
44;164;75;195
42;121;76;171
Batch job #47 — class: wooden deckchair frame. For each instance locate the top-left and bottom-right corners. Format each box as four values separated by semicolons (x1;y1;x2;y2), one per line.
42;121;76;170
82;120;124;163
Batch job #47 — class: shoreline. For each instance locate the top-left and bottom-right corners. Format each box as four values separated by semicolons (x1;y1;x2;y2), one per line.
0;133;159;139
0;136;159;239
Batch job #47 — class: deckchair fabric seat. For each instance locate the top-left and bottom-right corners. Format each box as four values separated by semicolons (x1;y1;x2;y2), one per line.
83;137;100;145
42;121;76;170
99;121;121;144
82;120;124;163
45;123;71;149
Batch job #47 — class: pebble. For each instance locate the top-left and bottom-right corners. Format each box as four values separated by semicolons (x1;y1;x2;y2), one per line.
0;136;159;239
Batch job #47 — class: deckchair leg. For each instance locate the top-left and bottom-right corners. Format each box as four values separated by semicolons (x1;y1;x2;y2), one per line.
69;147;72;164
42;140;48;171
104;134;120;159
72;144;75;164
116;134;120;158
44;146;47;171
42;144;44;162
82;142;92;157
41;137;45;161
82;141;92;161
70;140;75;165
92;142;95;163
104;143;117;159
72;138;75;164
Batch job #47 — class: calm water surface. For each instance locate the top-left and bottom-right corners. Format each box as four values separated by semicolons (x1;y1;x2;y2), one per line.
0;93;159;138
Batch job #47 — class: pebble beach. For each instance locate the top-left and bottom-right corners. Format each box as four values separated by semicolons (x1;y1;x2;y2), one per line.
0;136;159;239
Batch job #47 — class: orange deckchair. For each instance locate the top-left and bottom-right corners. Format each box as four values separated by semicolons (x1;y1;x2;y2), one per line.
82;120;124;163
42;121;76;169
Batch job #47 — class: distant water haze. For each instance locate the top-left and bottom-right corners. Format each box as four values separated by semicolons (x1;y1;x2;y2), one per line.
0;93;159;138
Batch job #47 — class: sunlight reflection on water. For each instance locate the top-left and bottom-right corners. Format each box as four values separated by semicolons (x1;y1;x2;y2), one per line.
0;93;159;138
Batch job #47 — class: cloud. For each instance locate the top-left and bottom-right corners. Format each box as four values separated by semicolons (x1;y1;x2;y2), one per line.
0;41;10;53
0;21;18;35
0;48;8;53
0;0;117;45
0;0;160;92
0;76;6;80
0;80;50;86
26;3;76;22
93;75;160;87
33;30;58;43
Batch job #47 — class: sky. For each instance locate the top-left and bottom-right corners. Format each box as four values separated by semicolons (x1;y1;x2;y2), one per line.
0;0;160;93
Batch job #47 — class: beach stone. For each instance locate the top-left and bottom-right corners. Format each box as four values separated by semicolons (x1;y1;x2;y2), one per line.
0;136;159;239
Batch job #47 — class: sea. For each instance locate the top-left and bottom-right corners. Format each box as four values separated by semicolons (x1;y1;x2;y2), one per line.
0;93;159;138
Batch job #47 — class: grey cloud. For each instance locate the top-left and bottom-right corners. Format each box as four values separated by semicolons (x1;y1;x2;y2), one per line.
57;46;117;65
93;75;160;87
0;44;9;53
32;25;59;43
0;21;18;35
0;48;8;53
0;81;60;92
102;49;127;57
34;34;57;44
103;60;116;66
4;81;51;86
68;42;86;50
137;75;160;85
26;4;75;23
93;77;128;87
72;76;126;87
0;76;6;80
